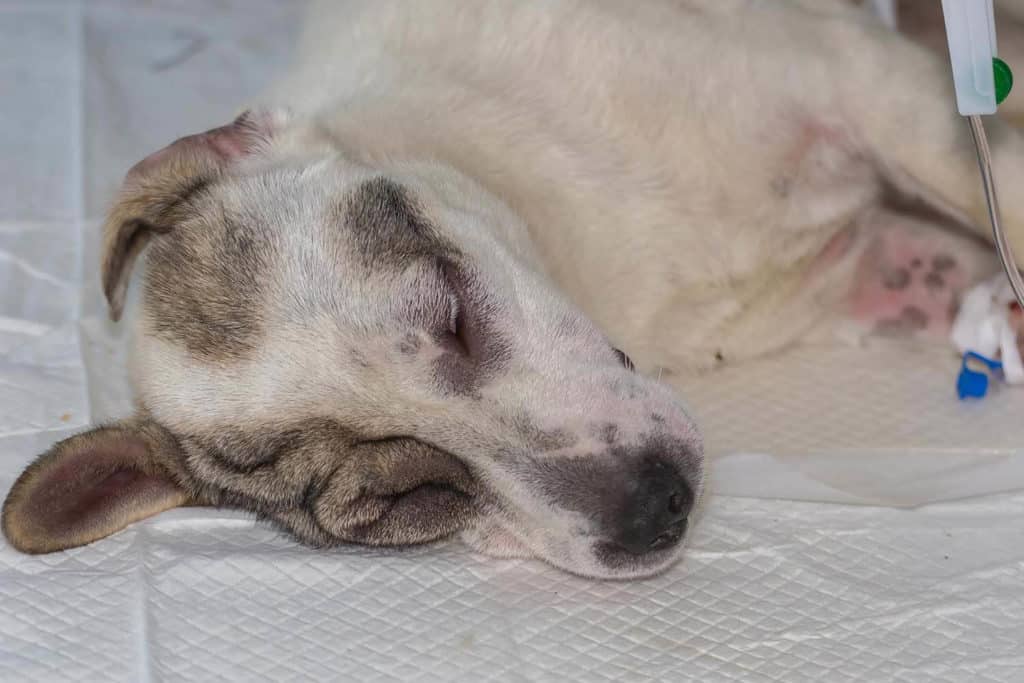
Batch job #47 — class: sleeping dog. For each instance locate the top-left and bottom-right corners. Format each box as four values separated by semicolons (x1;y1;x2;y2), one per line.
4;0;1024;579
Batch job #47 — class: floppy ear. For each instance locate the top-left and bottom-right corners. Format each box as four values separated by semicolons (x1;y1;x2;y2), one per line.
1;419;193;554
310;439;483;546
101;109;287;321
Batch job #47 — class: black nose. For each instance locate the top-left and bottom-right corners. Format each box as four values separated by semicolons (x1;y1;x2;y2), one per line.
616;458;694;555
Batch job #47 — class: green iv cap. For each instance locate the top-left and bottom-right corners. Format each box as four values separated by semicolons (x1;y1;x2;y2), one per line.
994;57;1013;105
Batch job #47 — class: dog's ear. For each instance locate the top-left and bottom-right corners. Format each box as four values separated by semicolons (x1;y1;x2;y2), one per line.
2;419;194;554
310;438;482;546
101;109;288;321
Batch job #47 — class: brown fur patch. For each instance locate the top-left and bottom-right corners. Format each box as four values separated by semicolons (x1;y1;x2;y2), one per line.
179;420;481;547
101;142;227;321
3;414;484;553
179;419;358;507
303;437;479;545
144;204;272;361
100;174;217;321
100;113;278;322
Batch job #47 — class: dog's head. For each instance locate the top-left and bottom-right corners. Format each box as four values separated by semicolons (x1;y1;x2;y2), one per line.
2;111;703;579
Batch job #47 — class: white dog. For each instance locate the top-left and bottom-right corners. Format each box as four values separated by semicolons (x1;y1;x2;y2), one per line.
3;0;1022;579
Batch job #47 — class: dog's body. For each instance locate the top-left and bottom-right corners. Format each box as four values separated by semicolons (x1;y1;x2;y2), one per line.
4;0;1024;579
264;0;1018;372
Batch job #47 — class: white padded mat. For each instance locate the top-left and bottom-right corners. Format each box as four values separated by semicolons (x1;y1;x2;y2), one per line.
2;2;1024;681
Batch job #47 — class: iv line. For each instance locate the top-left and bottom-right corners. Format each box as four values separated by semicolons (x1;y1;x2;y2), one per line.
966;114;1024;309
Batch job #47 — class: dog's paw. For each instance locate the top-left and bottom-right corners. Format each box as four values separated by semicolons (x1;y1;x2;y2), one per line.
846;212;997;339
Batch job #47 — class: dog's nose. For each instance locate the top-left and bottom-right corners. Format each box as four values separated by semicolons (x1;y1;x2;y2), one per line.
616;458;693;555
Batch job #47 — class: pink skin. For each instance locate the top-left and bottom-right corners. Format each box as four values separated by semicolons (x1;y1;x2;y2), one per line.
847;226;975;338
777;116;996;343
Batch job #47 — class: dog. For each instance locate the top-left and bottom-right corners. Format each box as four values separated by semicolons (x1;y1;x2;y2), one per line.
4;0;1024;579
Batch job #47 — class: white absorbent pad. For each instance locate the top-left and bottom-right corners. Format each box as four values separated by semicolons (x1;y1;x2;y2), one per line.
2;1;1024;681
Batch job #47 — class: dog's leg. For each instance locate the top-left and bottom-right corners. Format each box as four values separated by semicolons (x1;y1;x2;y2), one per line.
842;209;996;339
812;23;1024;339
840;26;1024;255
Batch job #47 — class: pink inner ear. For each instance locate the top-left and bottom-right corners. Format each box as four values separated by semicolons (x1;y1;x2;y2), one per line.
25;447;180;536
202;127;251;161
204;110;274;161
125;110;274;182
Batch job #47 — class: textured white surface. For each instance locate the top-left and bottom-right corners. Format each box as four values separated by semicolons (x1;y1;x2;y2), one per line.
2;1;1024;681
680;340;1024;506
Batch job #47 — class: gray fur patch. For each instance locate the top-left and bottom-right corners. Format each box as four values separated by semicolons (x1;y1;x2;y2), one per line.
431;265;513;396
502;412;578;452
433;353;480;397
519;453;631;525
345;177;454;268
512;436;697;529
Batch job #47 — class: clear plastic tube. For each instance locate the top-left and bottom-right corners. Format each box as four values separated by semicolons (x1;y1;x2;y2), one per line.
967;114;1024;309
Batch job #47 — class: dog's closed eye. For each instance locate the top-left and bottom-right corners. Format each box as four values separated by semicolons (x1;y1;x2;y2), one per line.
437;260;477;357
443;297;471;356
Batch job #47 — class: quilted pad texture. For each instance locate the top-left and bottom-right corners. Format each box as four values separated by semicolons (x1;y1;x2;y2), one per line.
2;1;1024;681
